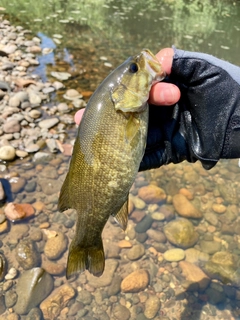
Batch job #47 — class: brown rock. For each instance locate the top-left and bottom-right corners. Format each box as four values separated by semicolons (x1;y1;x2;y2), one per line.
3;119;20;133
173;194;203;218
138;185;166;204
179;261;210;291
32;201;45;211
130;210;146;223
121;269;149;293
179;188;194;200
118;240;132;248
212;203;227;214
40;284;75;319
4;202;25;221
42;260;65;276
44;231;68;260
9;176;26;193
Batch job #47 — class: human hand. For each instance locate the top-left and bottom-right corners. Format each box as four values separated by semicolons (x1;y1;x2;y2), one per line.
140;47;240;171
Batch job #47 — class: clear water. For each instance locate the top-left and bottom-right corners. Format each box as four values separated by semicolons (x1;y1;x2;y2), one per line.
1;0;240;319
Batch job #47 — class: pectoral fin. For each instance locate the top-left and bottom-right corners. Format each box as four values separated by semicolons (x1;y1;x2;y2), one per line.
126;114;140;143
58;173;71;212
113;198;129;231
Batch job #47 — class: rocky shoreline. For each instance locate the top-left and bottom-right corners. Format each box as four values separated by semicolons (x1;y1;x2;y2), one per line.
0;16;86;163
0;12;240;320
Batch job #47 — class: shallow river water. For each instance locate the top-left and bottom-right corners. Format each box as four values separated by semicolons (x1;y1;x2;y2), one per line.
1;0;240;319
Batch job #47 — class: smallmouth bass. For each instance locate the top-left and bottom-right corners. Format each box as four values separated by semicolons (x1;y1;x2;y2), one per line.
58;49;165;278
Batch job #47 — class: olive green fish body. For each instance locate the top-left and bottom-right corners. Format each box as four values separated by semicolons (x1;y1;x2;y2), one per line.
58;50;165;278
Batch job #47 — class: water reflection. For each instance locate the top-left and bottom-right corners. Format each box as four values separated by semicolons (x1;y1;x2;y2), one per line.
1;0;240;319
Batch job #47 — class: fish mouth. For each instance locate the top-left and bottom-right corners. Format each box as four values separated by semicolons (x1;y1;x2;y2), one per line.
141;49;166;83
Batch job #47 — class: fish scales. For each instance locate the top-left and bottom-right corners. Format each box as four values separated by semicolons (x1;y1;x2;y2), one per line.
58;49;165;278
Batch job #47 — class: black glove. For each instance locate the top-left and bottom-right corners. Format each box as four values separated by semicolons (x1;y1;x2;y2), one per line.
140;47;240;171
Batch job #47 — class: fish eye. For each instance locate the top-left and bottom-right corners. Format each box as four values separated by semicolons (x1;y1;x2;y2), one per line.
129;62;138;73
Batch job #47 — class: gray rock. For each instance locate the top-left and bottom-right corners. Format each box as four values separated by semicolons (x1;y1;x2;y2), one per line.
204;212;219;226
135;215;153;233
77;290;93;305
127;244;145;261
4;289;17;308
26;307;42;320
205;287;226;305
146;229;166;243
199;240;221;254
16;239;41;270
33;152;53;163
29;91;42;105
107;275;122;296
38;178;60;195
112;304;130;320
14;268;53;315
46;138;59;153
0;294;6;315
38;118;59;129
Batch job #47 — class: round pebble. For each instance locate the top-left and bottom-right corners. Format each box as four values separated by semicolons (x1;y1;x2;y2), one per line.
163;248;185;262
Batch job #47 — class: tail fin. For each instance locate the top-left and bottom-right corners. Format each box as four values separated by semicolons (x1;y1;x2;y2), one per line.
66;239;105;279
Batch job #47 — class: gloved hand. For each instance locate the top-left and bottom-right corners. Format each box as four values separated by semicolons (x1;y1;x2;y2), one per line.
139;47;240;171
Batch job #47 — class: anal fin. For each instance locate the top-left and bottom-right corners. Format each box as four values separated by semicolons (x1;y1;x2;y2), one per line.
113;198;129;231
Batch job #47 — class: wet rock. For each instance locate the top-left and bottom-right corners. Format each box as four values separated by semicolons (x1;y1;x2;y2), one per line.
212;203;226;214
25;307;42;320
138;184;166;204
14;268;53;315
38;178;60;195
203;251;240;286
16;239;41;270
112;304;130;320
3;119;21;133
10;224;29;241
164;218;199;249
44;231;68;260
130;195;146;209
179;261;210;291
163;248;185;262
0;294;6;315
199;240;221;254
77;290;92;305
5;289;17;308
185;248;209;264
204;212;218;226
40;284;75;319
38;117;59;129
87;259;118;288
0;146;16;161
130;210;146;223
121;269;149;293
107;275;122;296
144;295;161;319
4;202;25;221
205;287;226;305
172;194;203;219
9;176;26;193
127;244;145;260
151;212;165;221
135;215;153;233
218;183;238;204
42;260;65;276
146;229;166;243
